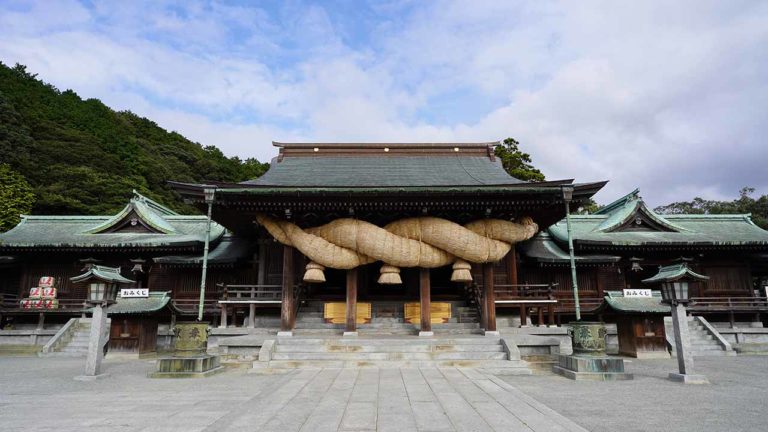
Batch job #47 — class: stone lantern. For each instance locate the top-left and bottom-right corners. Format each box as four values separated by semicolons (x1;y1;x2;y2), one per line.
643;262;710;384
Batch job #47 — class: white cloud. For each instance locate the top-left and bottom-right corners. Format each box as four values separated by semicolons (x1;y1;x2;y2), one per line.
1;0;766;207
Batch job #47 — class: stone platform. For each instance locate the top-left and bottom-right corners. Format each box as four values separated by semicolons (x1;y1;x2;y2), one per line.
149;354;224;378
552;354;633;381
253;335;532;375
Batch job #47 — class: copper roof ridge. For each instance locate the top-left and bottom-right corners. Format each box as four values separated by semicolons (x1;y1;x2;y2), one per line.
272;141;501;148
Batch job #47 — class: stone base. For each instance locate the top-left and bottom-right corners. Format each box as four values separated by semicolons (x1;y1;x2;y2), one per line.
484;331;500;337
277;331;293;337
552;354;633;381
73;373;110;381
149;354;223;379
418;331;434;337
343;331;358;337
668;372;709;384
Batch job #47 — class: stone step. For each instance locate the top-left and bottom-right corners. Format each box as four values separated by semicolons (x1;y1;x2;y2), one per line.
257;359;529;370
44;351;87;357
271;352;508;361
274;344;504;353
0;345;41;356
276;337;503;345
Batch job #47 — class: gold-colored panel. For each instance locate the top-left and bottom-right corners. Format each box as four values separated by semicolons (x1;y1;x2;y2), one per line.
323;302;372;324
404;302;452;324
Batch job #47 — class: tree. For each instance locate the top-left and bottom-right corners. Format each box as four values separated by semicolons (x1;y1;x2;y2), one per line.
655;187;768;230
0;62;270;216
494;137;545;182
0;164;35;232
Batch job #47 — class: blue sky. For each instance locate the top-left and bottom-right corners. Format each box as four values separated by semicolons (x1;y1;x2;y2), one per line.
1;0;767;206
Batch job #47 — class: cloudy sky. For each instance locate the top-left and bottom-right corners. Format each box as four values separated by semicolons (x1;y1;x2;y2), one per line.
1;0;766;206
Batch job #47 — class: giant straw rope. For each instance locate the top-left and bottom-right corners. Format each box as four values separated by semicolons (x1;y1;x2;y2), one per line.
255;214;538;284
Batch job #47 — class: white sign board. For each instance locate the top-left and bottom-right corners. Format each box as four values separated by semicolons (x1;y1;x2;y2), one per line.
120;288;149;298
623;289;652;298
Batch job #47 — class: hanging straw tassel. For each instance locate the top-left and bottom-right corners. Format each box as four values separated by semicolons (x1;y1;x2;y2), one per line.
450;260;473;283
378;265;402;285
303;262;326;283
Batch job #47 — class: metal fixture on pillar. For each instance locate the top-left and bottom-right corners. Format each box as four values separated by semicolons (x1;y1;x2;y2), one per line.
561;185;580;321
197;186;216;322
643;262;710;384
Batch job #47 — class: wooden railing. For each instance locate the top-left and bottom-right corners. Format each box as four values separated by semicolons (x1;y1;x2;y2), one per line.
555;297;604;313
1;294;88;312
170;299;220;315
219;284;283;302
494;283;557;300
0;293;19;309
689;296;768;312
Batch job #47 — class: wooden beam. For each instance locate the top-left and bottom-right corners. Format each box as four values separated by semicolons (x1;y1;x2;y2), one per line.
419;268;432;333
483;263;496;332
280;245;295;332
346;268;358;333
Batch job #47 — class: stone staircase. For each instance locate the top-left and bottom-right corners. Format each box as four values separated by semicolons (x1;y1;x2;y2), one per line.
666;316;736;357
43;318;109;357
291;301;483;336
254;336;531;373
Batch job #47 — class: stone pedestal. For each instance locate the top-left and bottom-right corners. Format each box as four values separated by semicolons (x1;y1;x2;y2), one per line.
150;354;223;378
552;354;633;381
149;322;222;378
668;372;709;384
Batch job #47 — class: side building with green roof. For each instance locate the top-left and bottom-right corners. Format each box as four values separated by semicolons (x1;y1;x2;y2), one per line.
516;189;768;325
0;191;256;353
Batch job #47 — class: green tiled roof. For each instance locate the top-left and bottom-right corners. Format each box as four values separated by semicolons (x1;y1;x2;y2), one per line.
0;191;225;250
519;233;620;264
642;263;709;284
153;235;251;265
70;265;135;285
548;190;768;248
244;153;523;188
104;291;170;315
604;291;670;313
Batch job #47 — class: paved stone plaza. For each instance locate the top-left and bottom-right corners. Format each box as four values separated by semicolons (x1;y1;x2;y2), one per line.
504;356;768;432
1;356;766;432
0;357;584;432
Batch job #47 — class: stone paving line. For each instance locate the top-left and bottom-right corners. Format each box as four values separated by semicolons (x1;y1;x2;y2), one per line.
0;358;587;432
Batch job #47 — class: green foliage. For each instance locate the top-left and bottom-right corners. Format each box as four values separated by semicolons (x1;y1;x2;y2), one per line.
0;62;269;217
0;164;35;232
655;187;768;229
578;199;601;215
494;137;546;182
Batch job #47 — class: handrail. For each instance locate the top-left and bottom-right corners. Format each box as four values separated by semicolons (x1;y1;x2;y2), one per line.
494;283;557;300
555;297;603;312
171;299;220;315
2;297;87;311
689;296;768;310
218;283;285;302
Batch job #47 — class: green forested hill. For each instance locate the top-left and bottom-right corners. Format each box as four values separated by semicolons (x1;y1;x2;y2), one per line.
0;62;268;219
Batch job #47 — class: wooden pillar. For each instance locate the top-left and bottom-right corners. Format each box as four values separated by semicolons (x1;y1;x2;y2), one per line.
537;306;544;327
507;247;518;288
280;245;295;332
483;263;496;332
419;268;432;334
548;305;555;326
346;268;358;333
519;305;527;328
